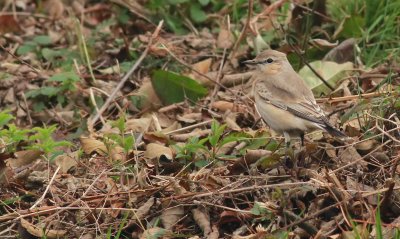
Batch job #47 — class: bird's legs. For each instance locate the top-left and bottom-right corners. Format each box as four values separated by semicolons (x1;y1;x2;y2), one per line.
283;132;300;175
297;132;305;168
300;132;305;147
283;132;291;159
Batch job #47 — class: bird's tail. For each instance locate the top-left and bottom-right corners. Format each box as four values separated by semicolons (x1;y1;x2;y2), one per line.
324;124;347;138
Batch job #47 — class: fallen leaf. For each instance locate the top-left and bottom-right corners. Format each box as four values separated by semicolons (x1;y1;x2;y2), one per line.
161;206;184;230
80;137;107;155
323;38;357;63
132;77;163;110
44;0;65;19
140;227;170;239
134;197;155;220
20;218;67;238
106;177;124;217
54;151;78;173
354;139;376;154
126;117;152;133
192;208;211;236
192;58;212;75
144;143;173;162
299;61;353;96
7;150;42;168
211;101;247;113
342;224;369;239
217;28;233;49
0;15;21;34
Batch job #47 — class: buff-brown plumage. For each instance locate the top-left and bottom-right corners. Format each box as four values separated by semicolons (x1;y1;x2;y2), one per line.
243;50;345;146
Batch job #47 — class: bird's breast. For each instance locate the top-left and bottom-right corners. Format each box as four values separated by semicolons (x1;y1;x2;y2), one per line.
255;98;320;134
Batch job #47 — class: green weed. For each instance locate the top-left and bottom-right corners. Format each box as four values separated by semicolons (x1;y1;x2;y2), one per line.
328;0;400;66
106;114;136;156
25;71;80;111
27;125;72;160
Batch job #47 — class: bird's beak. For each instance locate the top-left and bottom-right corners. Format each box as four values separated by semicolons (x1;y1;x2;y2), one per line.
242;59;258;65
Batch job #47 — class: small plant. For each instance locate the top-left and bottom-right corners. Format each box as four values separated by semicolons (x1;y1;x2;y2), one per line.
174;120;249;167
0;111;31;153
104;114;135;157
17;35;53;57
328;0;400;66
17;35;79;68
25;71;80;111
174;136;209;167
27;125;72;160
0;110;72;160
146;0;251;34
106;212;130;239
0;123;31;153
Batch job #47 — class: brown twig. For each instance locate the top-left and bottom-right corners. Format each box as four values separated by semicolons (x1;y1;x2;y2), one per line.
166;181;314;201
88;20;164;129
316;91;396;103
0;43;41;74
29;166;60;209
274;201;344;235
330;140;391;174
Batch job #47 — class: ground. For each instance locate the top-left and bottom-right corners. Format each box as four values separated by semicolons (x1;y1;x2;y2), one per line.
0;0;400;238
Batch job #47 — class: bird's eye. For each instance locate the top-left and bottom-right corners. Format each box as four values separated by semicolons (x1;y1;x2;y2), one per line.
266;58;273;63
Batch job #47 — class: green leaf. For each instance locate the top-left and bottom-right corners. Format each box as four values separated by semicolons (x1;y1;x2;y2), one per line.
163;14;187;34
194;159;208;168
17;42;37;55
41;48;62;61
123;135;135;153
33;102;46;112
167;0;188;4
26;86;60;98
151;70;208;105
48;72;79;83
24;89;40;98
258;154;281;169
190;3;207;23
240;131;271;153
219;132;249;148
33;35;52;46
198;0;210;6
299;61;353;96
0;110;14;127
339;16;364;38
209;121;226;147
110;116;126;133
265;139;279;151
250;202;269;215
40;86;60;97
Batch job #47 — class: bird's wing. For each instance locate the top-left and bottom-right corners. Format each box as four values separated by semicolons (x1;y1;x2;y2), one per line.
254;80;329;126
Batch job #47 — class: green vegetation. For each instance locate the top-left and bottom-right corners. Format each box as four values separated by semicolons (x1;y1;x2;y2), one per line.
0;111;71;160
1;0;400;238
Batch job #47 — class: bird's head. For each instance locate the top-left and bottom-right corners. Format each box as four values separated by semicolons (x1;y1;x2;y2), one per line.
243;50;288;75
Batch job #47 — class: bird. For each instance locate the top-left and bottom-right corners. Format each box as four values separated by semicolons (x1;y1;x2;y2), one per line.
243;49;346;152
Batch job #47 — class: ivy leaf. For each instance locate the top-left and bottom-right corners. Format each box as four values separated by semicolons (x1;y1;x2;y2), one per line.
198;0;210;6
33;35;53;46
190;3;207;23
151;70;208;105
